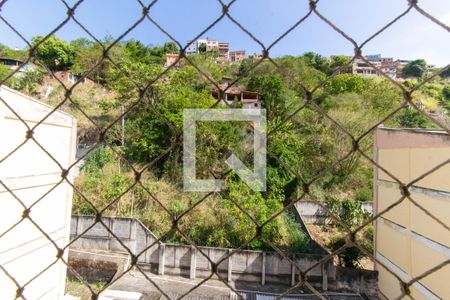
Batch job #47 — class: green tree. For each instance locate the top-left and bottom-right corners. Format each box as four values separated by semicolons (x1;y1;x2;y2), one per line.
71;38;126;83
303;52;331;75
247;73;289;120
330;55;352;73
443;86;450;101
124;40;176;65
198;43;206;53
0;44;27;61
277;56;326;94
402;59;427;78
441;85;450;113
0;64;10;80
326;73;366;95
32;35;75;71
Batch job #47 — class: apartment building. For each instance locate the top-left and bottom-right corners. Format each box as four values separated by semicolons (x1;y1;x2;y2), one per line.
197;38;220;52
374;128;450;299
352;58;381;77
230;50;247;62
218;42;230;59
185;41;197;55
188;38;248;62
353;54;411;79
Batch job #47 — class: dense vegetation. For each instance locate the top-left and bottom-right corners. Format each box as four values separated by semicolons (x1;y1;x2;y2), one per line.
1;36;449;255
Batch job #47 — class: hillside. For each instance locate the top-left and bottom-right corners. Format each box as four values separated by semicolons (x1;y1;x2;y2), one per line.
1;37;449;255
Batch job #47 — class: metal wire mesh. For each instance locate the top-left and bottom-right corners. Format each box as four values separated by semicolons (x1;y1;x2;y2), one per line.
0;0;449;299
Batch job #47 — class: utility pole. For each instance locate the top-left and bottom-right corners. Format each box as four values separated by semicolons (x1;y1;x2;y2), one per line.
121;103;125;147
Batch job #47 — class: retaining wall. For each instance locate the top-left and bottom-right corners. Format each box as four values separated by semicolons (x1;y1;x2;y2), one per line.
70;216;332;288
295;201;373;224
70;215;377;295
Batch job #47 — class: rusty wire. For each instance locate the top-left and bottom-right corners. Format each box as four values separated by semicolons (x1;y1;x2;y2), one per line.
0;0;449;299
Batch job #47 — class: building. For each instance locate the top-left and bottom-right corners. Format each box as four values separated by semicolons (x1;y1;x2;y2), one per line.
189;38;232;60
0;57;25;69
365;54;382;61
218;42;229;59
43;71;94;86
352;59;380;77
230;50;246;62
205;39;219;52
0;85;77;299
185;41;197;55
197;38;220;53
373;128;450;299
211;77;260;108
352;55;413;79
0;58;35;77
165;53;180;68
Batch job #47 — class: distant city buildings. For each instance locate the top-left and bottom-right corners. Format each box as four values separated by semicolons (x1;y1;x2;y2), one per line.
352;54;408;79
165;44;434;82
352;54;434;80
182;38;246;62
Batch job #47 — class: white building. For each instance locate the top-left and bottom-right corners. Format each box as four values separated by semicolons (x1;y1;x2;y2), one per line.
185;41;197;54
0;86;77;299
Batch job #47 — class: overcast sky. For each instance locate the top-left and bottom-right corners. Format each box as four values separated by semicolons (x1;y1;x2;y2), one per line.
0;0;449;66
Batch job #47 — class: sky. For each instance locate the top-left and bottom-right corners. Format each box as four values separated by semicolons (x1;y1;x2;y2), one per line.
0;0;449;66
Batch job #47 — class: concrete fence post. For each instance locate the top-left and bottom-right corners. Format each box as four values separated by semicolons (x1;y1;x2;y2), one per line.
261;252;266;285
228;249;232;282
190;245;196;280
158;243;165;275
108;218;113;251
322;262;328;291
291;262;296;286
76;216;82;237
131;220;138;255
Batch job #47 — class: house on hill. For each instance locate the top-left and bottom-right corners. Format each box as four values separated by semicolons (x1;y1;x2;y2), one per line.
211;77;260;109
165;53;180;68
0;57;36;77
43;70;94;86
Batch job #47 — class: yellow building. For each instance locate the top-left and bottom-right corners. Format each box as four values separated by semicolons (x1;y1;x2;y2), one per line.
374;128;450;299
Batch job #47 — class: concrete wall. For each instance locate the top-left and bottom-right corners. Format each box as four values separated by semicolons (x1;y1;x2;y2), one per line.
0;86;77;299
374;128;450;299
295;201;373;224
70;215;158;264
70;216;379;295
70;216;333;289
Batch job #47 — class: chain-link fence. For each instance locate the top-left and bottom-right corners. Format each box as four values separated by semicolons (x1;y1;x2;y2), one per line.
0;0;449;299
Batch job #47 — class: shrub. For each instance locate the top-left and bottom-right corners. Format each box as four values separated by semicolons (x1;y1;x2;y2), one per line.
355;188;372;202
331;236;364;268
81;147;116;174
395;109;431;128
